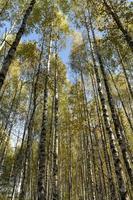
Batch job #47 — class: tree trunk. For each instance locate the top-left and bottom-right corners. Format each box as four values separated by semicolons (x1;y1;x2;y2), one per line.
37;37;52;200
0;0;36;90
10;83;34;200
80;71;98;200
19;38;44;200
84;13;130;199
89;13;133;188
52;52;59;200
90;73;118;200
0;83;22;166
108;69;133;131
103;0;133;52
117;49;133;100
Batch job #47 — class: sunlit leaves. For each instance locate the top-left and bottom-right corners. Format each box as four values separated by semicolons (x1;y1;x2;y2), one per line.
16;42;39;63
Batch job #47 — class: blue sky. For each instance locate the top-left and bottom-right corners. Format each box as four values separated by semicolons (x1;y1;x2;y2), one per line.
0;21;73;81
1;0;132;81
22;32;73;80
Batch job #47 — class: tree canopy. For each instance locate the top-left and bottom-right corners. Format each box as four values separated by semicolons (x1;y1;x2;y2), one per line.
0;0;133;199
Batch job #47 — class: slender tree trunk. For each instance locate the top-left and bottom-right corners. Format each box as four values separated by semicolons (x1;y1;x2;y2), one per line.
91;73;119;200
84;13;130;199
46;95;54;200
37;37;52;200
7;131;20;198
79;72;97;200
68;122;72;200
108;69;133;131
52;53;59;200
103;0;133;52
92;124;107;200
0;83;22;166
0;83;18;150
117;49;133;100
0;0;36;90
0;83;18;130
19;38;44;200
89;12;133;188
10;83;34;200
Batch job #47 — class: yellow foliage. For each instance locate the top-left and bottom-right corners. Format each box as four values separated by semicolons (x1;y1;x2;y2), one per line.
9;60;20;79
53;10;70;34
17;42;38;63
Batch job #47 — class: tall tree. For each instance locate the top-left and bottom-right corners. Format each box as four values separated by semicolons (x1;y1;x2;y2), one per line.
0;0;36;90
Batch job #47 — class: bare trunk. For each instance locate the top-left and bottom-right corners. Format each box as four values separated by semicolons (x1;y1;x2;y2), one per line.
89;13;133;189
52;51;59;200
84;13;130;199
37;37;52;200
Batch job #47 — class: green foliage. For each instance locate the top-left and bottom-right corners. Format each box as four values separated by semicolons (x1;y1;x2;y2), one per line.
0;0;133;199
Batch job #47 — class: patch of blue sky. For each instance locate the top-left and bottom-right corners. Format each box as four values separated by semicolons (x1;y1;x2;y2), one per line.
0;21;74;81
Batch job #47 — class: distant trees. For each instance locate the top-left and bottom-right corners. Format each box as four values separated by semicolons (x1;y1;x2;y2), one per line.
0;0;132;199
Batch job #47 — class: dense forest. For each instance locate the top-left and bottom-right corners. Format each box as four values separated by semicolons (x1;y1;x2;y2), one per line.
0;0;133;199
